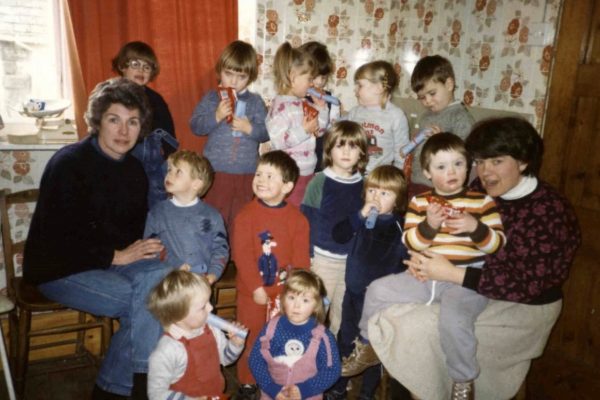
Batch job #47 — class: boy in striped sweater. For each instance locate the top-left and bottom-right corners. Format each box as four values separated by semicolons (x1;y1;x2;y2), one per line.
342;133;505;397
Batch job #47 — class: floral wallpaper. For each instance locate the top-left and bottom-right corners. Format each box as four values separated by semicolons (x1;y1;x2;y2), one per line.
245;0;562;129
0;149;49;291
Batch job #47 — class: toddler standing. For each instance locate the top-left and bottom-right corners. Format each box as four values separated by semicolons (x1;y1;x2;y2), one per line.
266;42;329;206
347;61;409;175
147;270;245;399
300;120;368;336
144;150;228;284
232;151;311;398
189;40;269;228
408;55;475;198
249;269;341;400
328;165;408;399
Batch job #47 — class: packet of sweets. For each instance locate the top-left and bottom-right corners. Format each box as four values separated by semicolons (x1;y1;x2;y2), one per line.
302;100;319;120
217;86;236;123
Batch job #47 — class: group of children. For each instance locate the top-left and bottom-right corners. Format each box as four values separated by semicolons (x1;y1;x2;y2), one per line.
138;38;503;400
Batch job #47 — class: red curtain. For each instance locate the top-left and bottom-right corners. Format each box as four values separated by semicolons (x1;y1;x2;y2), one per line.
66;0;237;152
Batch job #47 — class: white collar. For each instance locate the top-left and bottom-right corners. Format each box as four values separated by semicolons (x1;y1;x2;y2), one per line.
170;197;199;207
500;175;538;200
167;323;204;339
323;167;362;183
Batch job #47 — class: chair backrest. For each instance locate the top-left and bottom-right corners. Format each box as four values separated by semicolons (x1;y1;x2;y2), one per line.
0;189;39;300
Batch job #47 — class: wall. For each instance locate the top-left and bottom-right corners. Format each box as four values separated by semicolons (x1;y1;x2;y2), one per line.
244;0;563;130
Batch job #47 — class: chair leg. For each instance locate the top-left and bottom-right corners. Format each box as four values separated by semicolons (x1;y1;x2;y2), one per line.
15;309;31;399
75;312;87;355
101;317;112;357
0;323;17;400
8;310;18;373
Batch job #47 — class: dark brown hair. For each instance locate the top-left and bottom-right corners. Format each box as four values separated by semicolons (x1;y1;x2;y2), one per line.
112;41;160;81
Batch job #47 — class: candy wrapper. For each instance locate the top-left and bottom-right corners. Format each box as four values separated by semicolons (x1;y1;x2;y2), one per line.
266;294;281;322
217;86;236;123
232;100;247;137
302;100;319;121
426;194;465;218
307;87;340;105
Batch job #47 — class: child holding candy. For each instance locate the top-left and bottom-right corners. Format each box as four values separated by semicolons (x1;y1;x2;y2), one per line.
266;42;329;206
407;55;475;198
299;41;341;172
341;133;505;397
189;40;269;229
147;269;245;400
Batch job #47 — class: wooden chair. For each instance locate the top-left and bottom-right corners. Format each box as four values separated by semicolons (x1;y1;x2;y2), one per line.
0;189;112;398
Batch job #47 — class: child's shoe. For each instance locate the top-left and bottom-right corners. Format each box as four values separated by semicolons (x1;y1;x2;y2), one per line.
341;339;380;377
451;381;474;400
235;384;259;400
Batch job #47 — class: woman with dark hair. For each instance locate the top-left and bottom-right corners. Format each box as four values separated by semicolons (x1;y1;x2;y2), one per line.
358;117;580;399
23;78;172;399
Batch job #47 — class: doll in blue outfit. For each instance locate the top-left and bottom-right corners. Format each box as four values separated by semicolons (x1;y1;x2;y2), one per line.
189;40;269;229
144;150;229;285
326;165;409;399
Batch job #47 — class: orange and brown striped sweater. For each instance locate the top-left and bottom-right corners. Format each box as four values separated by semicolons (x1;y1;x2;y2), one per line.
403;189;505;268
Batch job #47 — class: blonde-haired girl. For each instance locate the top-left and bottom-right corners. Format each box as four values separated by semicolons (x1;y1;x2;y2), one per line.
249;269;341;399
328;165;409;399
347;60;410;174
266;42;330;206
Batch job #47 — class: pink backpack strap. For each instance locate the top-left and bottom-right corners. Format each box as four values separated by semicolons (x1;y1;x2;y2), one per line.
260;315;281;352
311;324;333;367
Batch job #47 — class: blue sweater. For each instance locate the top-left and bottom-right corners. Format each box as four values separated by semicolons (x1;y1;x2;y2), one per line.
189;89;269;174
249;316;341;399
333;212;408;294
23;136;148;284
144;199;229;278
300;168;363;257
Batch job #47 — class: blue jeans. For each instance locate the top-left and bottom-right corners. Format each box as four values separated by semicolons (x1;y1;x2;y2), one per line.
38;259;172;396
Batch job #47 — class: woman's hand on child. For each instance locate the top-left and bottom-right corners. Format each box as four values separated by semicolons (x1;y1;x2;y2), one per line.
232;116;252;135
216;98;233;123
302;115;319;136
426;203;446;230
112;238;164;266
444;212;478;234
253;286;269;305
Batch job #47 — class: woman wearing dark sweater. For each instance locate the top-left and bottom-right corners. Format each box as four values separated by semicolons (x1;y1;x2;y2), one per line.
23;78;171;399
357;117;581;400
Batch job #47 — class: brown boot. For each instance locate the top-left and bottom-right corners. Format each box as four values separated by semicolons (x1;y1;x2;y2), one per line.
451;381;474;400
341;339;380;377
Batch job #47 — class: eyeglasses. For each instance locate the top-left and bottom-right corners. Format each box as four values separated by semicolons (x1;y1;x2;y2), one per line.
126;59;153;73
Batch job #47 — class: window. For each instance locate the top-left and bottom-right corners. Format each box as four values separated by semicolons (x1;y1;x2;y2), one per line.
0;0;72;128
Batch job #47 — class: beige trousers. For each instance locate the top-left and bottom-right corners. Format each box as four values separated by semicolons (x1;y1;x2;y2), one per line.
311;252;347;335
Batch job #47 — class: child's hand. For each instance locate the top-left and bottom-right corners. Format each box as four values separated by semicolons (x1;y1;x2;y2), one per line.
444;211;478;234
227;321;247;346
205;273;217;284
427;124;442;135
259;141;272;155
253;286;269;305
426;202;446;230
360;201;379;218
302;115;319;136
216;98;233;123
179;263;191;271
283;385;301;400
232;116;252;135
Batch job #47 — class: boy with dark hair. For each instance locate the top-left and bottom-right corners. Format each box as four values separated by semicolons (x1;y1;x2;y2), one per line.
232;150;311;399
408;55;475;198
